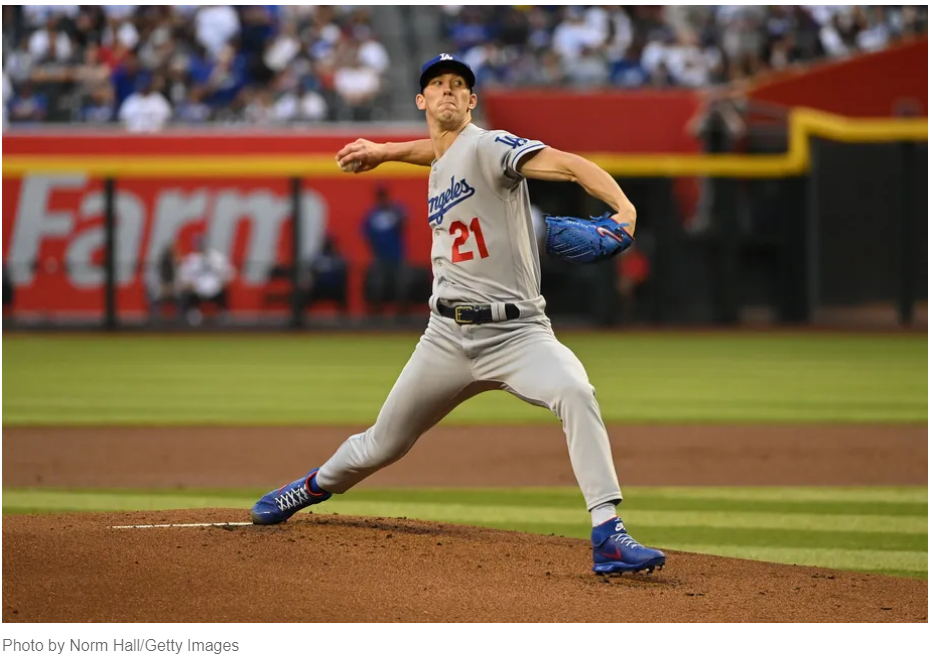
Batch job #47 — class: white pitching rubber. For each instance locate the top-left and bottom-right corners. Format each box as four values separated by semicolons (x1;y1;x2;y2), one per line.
111;522;253;529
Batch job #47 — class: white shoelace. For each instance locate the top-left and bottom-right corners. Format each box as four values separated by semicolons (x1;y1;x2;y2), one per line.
612;533;641;550
275;483;313;511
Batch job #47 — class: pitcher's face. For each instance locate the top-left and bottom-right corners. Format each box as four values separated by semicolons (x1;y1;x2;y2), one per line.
417;72;476;126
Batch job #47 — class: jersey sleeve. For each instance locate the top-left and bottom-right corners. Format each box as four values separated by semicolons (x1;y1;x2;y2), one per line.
476;130;547;187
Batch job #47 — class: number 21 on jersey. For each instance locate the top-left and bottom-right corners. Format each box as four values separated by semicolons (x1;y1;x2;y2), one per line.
449;218;489;263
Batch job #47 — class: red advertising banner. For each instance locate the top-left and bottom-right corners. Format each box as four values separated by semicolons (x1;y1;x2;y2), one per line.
2;130;433;320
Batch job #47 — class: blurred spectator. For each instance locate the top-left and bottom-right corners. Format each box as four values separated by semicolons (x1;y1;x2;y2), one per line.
536;50;566;86
717;6;766;66
896;5;928;39
118;73;171;133
664;30;723;88
264;21;301;73
174;84;211;123
606;7;636;62
356;26;390;75
610;42;650;88
239;5;278;60
856;6;892;52
566;45;609;88
450;7;492;53
363;185;408;316
8;81;47;123
243;86;274;124
525;8;553;52
205;42;248;108
195;5;240;59
22;5;78;31
2;4;383;129
80;83;115;123
641;28;676;79
72;6;106;51
178;235;236;327
110;49;142;109
101;8;140;57
333;44;380;121
767;32;802;72
272;77;328;123
5;35;36;84
466;41;509;87
819;14;854;58
2;69;12;128
301;236;349;316
28;16;73;63
3;5;927;127
440;5;928;91
147;241;181;323
552;6;604;62
74;43;112;90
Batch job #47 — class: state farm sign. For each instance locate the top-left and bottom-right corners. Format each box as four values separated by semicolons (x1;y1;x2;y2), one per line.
3;130;434;318
3;175;327;314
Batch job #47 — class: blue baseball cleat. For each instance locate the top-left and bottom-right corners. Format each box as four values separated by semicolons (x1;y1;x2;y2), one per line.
250;468;332;525
592;517;666;575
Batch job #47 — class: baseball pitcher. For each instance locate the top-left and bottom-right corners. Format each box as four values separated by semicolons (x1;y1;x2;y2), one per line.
251;54;665;575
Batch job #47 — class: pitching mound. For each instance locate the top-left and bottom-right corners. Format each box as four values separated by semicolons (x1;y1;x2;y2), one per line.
3;510;926;623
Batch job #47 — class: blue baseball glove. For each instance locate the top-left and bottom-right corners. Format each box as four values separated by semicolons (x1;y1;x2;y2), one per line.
544;213;634;264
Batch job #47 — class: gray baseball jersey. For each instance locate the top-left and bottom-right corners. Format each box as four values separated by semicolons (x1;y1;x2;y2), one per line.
426;124;547;316
317;123;623;512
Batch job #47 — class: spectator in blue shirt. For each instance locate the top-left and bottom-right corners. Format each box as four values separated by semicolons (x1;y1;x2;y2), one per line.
110;48;141;110
80;83;116;123
174;84;212;123
9;82;47;123
363;185;407;265
187;43;215;87
362;185;409;317
206;39;248;108
610;42;650;88
451;7;492;54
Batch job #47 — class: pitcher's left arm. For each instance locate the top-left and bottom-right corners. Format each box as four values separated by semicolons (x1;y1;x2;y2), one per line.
519;148;636;236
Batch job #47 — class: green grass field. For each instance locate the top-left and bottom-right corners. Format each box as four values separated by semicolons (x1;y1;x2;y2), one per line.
4;486;927;580
4;333;927;579
4;333;928;425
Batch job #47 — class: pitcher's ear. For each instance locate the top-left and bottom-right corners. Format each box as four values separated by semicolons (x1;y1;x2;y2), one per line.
416;94;426;111
469;93;477;110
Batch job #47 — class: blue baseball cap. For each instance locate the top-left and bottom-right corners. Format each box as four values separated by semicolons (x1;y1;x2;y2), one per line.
419;53;476;92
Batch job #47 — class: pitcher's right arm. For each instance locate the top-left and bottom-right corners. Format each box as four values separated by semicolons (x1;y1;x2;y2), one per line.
335;139;433;173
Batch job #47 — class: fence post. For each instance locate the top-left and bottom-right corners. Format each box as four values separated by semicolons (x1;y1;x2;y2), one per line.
104;177;117;330
898;141;916;327
805;138;822;324
290;176;304;330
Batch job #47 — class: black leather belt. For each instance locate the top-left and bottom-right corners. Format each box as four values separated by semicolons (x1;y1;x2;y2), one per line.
437;302;521;325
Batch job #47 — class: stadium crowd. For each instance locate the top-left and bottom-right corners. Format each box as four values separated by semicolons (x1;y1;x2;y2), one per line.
3;5;927;130
442;5;928;90
2;5;390;130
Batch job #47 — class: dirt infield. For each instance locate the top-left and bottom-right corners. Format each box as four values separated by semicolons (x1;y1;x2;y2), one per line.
3;509;927;623
5;424;928;488
3;424;927;623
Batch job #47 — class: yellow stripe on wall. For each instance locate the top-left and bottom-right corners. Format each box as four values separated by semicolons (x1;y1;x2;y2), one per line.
3;109;928;179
